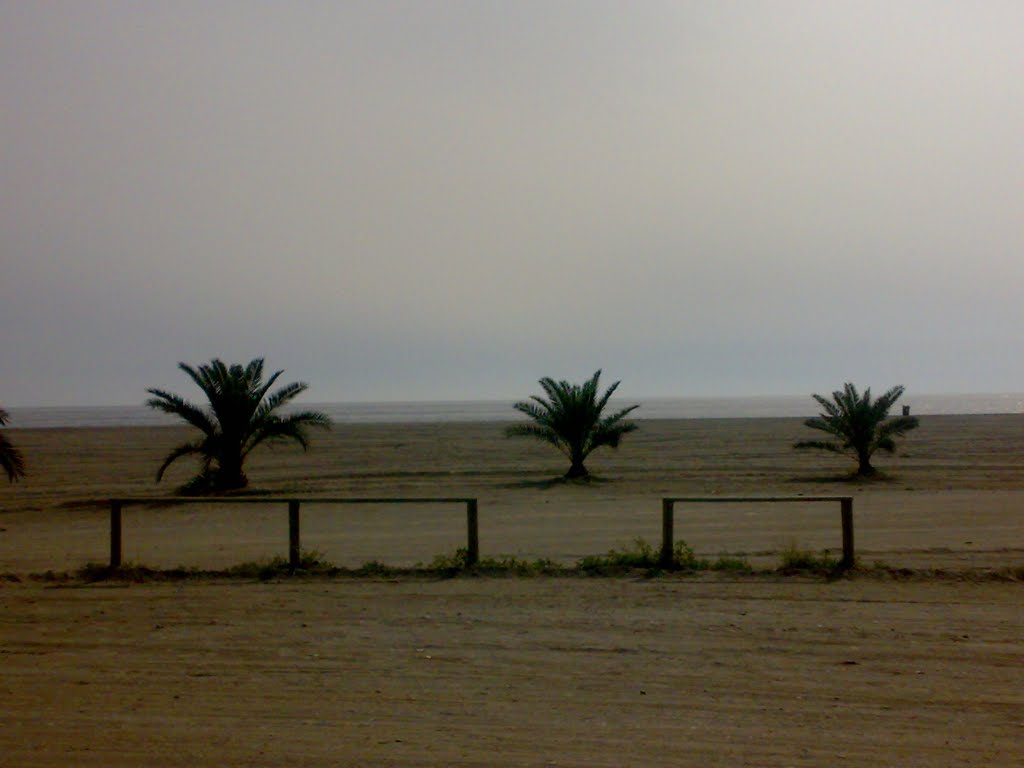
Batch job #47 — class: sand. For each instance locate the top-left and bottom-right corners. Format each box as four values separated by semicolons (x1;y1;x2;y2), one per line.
1;415;1023;766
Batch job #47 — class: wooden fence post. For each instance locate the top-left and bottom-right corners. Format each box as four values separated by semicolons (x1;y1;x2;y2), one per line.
660;499;675;568
288;501;301;570
840;497;855;569
110;500;122;569
466;499;479;566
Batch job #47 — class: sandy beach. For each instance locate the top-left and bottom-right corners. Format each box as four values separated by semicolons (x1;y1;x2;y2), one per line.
2;415;1023;766
3;415;1024;572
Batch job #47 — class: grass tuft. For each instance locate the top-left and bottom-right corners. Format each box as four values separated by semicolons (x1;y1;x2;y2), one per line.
475;555;564;575
426;547;472;575
227;549;335;579
777;544;843;575
354;560;396;577
709;555;753;573
77;560;183;582
576;538;710;574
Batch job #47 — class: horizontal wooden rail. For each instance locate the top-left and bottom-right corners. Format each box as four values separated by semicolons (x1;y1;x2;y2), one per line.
660;495;854;570
110;497;477;505
108;497;479;570
662;496;854;504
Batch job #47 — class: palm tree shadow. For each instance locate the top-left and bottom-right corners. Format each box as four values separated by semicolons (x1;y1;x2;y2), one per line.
503;475;611;490
187;486;278;498
788;471;895;485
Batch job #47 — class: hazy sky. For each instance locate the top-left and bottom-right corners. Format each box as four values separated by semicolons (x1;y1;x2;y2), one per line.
3;1;1024;406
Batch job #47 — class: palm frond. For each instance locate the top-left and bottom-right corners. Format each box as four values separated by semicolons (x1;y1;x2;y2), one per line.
0;431;26;482
145;389;217;434
588;420;638;451
592;372;618;413
252;381;309;424
873;436;897;454
0;407;26;482
155;441;205;482
244;410;331;457
811;393;841;420
251;365;284;408
801;416;841;437
513;400;552;423
873;385;905;415
876;414;919;440
602;403;640;425
505;423;567;453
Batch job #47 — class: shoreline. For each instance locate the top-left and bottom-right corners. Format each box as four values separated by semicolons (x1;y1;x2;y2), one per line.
8;409;1024;430
6;391;1024;428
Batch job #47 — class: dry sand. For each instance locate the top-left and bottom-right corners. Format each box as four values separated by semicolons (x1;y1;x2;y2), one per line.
1;416;1023;766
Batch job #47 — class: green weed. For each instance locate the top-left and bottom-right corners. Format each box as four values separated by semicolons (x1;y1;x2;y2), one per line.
354;560;396;577
710;555;753;573
426;547;472;574
475;555;564;575
226;549;335;579
777;544;842;574
577;538;709;573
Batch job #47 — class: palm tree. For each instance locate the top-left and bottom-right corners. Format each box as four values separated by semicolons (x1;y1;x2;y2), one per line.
146;358;331;493
795;382;919;476
0;407;26;483
506;370;639;479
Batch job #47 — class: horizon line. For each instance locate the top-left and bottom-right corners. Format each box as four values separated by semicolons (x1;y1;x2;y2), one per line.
9;390;1024;411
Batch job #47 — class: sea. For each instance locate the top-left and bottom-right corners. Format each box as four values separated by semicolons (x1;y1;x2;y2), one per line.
6;393;1024;429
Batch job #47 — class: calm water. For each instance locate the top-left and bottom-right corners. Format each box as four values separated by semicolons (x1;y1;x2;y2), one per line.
6;394;1024;429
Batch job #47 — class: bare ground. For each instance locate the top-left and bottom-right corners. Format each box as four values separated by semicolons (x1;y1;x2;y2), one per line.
1;416;1023;766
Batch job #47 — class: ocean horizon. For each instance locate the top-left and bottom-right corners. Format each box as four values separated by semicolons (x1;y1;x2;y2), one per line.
6;393;1024;429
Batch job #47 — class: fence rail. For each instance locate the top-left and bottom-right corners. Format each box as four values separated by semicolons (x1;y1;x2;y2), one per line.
660;496;855;569
108;497;479;570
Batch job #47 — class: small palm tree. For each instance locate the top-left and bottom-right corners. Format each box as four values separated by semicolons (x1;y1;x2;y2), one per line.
507;370;639;479
795;382;919;476
146;358;331;493
0;407;26;483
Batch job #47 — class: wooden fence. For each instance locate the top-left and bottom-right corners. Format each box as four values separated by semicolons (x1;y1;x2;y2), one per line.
108;497;479;570
106;494;855;572
659;496;855;569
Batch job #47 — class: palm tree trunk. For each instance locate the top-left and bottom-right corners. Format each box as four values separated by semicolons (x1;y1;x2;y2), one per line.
219;471;248;490
857;451;875;476
215;454;248;491
565;460;588;479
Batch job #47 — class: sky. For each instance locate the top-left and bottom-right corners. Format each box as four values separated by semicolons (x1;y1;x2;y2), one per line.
3;1;1024;406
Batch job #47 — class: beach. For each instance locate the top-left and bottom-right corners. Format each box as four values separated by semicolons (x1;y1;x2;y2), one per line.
3;415;1024;572
2;416;1023;766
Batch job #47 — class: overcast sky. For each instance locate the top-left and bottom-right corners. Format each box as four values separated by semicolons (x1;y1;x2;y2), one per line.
3;1;1023;406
